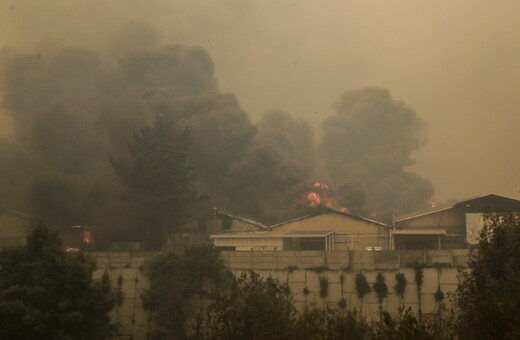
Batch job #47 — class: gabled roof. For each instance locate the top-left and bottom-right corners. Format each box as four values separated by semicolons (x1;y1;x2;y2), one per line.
270;208;388;229
215;211;269;230
395;194;520;223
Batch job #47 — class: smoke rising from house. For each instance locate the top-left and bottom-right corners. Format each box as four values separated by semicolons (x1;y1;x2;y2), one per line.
0;21;433;232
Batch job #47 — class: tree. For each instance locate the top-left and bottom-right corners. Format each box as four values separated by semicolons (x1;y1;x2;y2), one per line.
0;223;116;340
373;272;389;310
142;245;228;339
111;115;197;249
453;213;520;339
195;271;297;340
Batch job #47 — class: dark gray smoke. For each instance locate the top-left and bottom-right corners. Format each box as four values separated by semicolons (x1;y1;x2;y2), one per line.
319;87;434;215
0;26;434;239
227;110;314;223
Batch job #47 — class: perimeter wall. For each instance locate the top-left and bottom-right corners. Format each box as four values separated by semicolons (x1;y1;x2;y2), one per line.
91;249;469;339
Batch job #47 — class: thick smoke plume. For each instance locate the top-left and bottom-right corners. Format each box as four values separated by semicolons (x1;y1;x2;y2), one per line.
319;88;434;216
0;25;433;240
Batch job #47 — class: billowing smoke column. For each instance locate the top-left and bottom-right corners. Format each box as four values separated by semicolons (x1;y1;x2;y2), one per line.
318;87;434;216
0;23;313;233
0;24;434;239
225;110;313;224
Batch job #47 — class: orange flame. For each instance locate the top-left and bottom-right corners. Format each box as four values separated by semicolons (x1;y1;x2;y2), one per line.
306;192;321;207
430;200;441;209
82;226;93;243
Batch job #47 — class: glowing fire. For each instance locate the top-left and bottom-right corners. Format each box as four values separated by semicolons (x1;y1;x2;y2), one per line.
306;192;321;207
72;225;93;243
82;226;92;243
430;200;441;209
304;182;350;212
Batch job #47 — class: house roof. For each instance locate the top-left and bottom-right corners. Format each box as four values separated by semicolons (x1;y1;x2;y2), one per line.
270;208;388;229
395;194;520;223
215;211;269;230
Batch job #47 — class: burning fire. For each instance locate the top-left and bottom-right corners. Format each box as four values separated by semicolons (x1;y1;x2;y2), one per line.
72;225;93;243
430;199;441;209
82;226;92;243
304;182;350;212
306;192;321;207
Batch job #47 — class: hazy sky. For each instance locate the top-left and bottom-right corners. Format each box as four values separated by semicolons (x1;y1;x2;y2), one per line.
1;0;520;202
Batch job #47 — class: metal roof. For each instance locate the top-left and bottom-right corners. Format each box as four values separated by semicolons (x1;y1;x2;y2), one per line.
395;194;520;223
270;208;388;229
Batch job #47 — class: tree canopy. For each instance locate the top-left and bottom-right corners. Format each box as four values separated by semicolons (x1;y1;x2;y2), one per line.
453;213;520;339
0;223;116;340
142;245;228;339
195;271;297;340
111;114;197;248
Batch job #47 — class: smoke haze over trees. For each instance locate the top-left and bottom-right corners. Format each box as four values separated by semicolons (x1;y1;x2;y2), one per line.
0;22;433;238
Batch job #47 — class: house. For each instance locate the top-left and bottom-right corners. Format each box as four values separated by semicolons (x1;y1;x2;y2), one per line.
169;210;268;247
211;229;335;251
211;208;391;251
0;210;38;249
393;194;520;249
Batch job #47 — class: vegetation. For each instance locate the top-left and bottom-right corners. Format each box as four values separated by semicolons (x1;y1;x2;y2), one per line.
355;272;371;299
194;271;296;340
452;213;520;339
111;115;198;249
433;286;444;304
0;224;117;340
372;272;389;308
394;272;407;307
319;277;329;298
295;304;371;339
142;244;227;339
413;265;424;316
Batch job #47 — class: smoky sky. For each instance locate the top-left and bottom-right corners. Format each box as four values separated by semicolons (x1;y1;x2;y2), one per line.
319;88;434;214
1;0;519;226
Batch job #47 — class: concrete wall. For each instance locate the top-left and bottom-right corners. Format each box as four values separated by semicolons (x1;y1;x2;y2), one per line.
221;249;469;271
90;252;151;340
237;266;460;318
91;249;469;339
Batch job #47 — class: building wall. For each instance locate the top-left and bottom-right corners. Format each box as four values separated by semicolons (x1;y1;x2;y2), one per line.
213;237;284;251
396;208;465;233
274;213;390;250
0;212;34;248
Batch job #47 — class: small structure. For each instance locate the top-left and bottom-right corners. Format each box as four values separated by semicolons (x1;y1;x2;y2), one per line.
211;208;391;251
169;210;268;247
0;210;38;249
393;194;520;249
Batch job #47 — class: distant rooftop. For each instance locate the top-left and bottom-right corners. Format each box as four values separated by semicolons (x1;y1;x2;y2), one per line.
395;194;520;223
271;207;388;229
